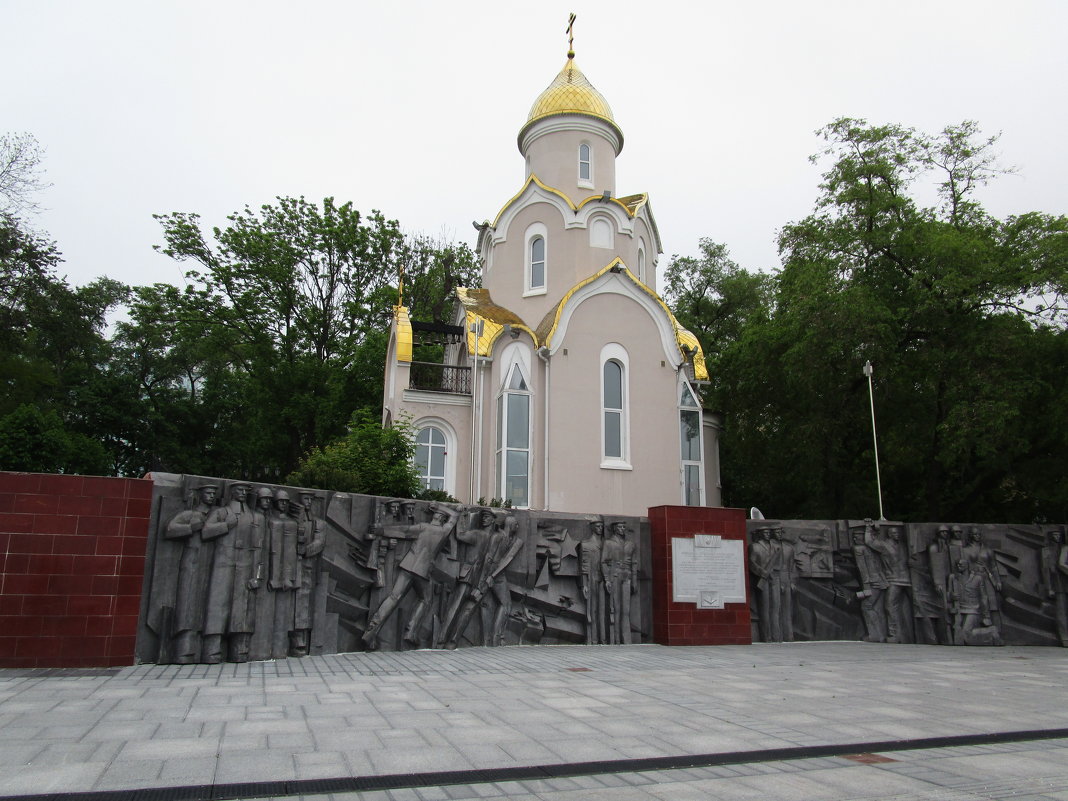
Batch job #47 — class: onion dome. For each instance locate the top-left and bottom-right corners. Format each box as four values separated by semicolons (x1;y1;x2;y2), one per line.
518;56;624;152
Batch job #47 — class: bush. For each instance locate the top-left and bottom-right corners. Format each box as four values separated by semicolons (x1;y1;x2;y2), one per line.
286;410;421;498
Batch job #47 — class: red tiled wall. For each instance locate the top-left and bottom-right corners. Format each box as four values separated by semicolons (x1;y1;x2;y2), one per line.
648;505;751;646
0;472;153;668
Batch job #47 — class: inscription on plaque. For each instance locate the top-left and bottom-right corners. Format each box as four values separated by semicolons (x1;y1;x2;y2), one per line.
672;537;746;604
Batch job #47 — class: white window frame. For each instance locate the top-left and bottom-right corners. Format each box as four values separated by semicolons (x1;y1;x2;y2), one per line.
495;347;533;508
524;222;548;296
637;239;647;284
679;380;705;505
413;418;457;496
578;141;593;188
600;343;631;469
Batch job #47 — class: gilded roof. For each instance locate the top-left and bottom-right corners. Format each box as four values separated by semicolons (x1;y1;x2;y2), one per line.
531;260;710;382
526;58;616;126
615;193;649;215
489;175;648;232
392;305;413;363
456;288;537;357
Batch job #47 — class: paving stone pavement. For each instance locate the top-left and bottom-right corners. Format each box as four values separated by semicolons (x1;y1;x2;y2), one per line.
2;642;1068;800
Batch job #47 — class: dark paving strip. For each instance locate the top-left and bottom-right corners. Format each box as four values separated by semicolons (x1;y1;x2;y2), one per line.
0;668;123;678
6;728;1068;801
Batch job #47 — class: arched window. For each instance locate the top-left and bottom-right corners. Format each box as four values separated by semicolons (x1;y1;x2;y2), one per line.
578;142;592;186
590;217;613;249
637;241;646;284
603;361;623;458
496;359;531;507
530;236;545;289
679;382;704;505
600;343;630;468
415;426;447;492
525;223;547;294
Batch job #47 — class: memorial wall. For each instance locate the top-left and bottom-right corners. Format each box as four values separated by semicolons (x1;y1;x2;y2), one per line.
746;519;1068;647
136;473;652;664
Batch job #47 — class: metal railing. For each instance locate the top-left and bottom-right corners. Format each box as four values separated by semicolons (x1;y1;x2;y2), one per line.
409;362;471;395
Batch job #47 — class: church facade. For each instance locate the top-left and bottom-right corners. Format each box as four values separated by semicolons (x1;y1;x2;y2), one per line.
383;41;720;517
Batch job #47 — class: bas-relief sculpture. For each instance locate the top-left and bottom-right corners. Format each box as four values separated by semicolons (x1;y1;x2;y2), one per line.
746;518;1068;647
137;474;651;663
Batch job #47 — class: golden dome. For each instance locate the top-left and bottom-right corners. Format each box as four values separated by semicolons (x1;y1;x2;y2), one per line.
520;57;624;154
526;58;616;125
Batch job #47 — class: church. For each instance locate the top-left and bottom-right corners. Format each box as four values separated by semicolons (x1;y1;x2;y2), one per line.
383;30;720;517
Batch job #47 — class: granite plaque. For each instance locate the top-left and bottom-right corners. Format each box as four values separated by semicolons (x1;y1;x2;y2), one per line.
672;537;746;604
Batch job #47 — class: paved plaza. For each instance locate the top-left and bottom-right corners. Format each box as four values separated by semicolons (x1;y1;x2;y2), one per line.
2;642;1067;801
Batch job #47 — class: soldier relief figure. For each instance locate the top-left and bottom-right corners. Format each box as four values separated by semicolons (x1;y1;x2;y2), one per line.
603;520;638;644
581;516;606;644
163;482;229;663
202;482;262;663
749;526;780;642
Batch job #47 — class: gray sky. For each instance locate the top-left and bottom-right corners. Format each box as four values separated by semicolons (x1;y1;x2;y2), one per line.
5;0;1066;290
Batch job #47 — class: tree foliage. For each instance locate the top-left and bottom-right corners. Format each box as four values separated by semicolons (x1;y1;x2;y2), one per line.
0;213;124;475
672;119;1067;523
1;181;478;479
107;197;480;479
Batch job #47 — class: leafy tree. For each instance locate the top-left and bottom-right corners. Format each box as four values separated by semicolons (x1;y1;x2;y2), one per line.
397;233;481;324
141;197;478;480
0;213;126;474
0;403;110;474
674;119;1067;523
286;410;421;498
662;238;774;368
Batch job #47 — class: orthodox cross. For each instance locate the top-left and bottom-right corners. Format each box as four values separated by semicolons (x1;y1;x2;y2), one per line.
566;13;576;59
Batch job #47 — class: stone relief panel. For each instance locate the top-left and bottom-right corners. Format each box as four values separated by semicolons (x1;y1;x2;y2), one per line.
137;474;650;663
746;519;1067;647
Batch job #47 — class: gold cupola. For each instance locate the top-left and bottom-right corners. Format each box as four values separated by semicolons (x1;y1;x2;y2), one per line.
518;56;624;155
525;58;617;128
517;19;624;157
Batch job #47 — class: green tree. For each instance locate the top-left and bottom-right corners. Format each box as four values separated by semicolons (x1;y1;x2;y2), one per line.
146;197;479;480
662;238;774;370
0;213;126;474
677;119;1067;522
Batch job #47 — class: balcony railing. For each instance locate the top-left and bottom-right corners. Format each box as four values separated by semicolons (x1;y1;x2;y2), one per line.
409;362;471;395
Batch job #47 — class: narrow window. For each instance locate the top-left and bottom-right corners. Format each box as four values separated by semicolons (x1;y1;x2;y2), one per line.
415;426;447;491
496;363;531;507
530;236;545;289
578;143;592;184
525;223;548;294
600;344;630;467
679;382;704;505
603;360;623;459
637;246;646;284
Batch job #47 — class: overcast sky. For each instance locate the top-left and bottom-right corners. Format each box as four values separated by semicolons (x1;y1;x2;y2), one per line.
5;1;1066;291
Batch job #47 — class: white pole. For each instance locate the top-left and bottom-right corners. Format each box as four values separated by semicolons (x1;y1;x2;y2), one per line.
863;360;885;521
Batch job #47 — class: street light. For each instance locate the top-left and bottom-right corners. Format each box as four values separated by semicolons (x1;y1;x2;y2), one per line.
863;360;885;521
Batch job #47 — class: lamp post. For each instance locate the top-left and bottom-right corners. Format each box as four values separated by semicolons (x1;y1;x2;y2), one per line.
863;360;885;521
